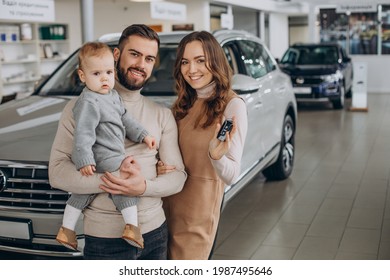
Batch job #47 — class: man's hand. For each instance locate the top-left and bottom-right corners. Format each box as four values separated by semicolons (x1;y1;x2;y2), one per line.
99;156;146;196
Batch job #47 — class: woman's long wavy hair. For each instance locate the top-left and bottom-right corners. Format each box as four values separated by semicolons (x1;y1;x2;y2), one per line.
172;31;233;128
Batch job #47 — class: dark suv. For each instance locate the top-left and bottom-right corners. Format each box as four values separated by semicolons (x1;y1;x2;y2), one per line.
278;43;353;109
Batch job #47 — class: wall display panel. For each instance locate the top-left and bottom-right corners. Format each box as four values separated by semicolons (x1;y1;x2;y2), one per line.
319;8;378;55
349;12;378;55
381;5;390;54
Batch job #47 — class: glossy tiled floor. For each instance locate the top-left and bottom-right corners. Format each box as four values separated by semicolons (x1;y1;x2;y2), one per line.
213;94;390;260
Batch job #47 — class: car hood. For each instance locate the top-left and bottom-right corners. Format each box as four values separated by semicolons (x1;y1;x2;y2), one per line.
279;64;338;76
0;96;72;163
0;94;174;163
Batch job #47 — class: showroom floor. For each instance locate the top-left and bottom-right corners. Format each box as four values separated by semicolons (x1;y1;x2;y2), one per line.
212;94;390;260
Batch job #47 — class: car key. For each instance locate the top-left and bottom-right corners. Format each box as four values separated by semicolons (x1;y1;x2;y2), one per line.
217;119;233;141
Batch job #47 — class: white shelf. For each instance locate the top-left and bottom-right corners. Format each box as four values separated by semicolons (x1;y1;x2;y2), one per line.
1;59;39;64
40;39;69;44
0;22;69;100
0;40;38;45
3;78;41;85
40;57;67;62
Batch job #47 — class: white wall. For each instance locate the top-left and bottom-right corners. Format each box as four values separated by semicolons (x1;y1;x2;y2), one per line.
54;0;81;53
54;0;291;59
54;0;210;52
269;13;289;59
289;26;308;46
53;0;390;94
93;0;210;38
352;55;390;94
233;10;258;36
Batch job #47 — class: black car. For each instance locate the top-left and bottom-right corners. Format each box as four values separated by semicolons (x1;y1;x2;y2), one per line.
278;43;353;109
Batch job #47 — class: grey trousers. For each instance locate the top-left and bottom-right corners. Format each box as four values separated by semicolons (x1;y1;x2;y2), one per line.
67;193;138;211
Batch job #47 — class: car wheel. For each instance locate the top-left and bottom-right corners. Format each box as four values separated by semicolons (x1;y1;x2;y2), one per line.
263;114;295;181
332;86;345;109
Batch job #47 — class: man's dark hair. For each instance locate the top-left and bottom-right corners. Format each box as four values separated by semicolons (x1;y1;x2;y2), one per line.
118;24;160;51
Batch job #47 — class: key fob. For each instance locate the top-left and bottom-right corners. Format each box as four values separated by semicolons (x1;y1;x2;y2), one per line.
217;119;233;141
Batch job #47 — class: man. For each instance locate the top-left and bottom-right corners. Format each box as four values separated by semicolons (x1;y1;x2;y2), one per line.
49;24;186;260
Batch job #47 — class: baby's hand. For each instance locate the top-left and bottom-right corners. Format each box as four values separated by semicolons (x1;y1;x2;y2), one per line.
144;135;157;150
80;165;96;176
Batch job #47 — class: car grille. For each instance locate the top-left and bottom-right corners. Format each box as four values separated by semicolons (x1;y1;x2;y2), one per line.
291;77;323;85
0;161;69;213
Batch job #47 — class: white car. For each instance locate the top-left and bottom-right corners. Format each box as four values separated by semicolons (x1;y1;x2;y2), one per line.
0;30;297;258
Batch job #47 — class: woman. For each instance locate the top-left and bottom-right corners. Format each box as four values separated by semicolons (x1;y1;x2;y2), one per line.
161;31;248;260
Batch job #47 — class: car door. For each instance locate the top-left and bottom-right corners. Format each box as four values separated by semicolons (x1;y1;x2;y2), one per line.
235;39;282;156
222;41;264;173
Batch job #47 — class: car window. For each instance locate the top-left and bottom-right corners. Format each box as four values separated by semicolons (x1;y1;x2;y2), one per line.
36;44;177;97
223;44;239;74
141;45;176;95
280;48;299;64
323;48;338;64
261;45;276;72
236;40;270;79
36;39;279;97
283;45;339;65
37;49;83;96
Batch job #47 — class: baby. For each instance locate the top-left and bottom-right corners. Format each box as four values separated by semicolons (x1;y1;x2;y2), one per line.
56;42;155;251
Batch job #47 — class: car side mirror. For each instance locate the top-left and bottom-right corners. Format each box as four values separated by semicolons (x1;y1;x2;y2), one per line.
343;57;351;63
232;74;260;94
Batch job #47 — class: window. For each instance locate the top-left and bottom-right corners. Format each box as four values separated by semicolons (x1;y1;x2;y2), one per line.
283;46;339;65
280;48;299;64
236;40;272;79
223;44;239;74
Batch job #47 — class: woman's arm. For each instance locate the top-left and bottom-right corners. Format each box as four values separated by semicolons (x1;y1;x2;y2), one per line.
209;98;248;185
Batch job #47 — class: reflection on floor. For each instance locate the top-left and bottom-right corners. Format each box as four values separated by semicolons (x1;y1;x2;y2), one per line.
213;94;390;260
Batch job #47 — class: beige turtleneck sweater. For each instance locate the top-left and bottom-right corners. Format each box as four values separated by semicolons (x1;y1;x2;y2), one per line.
49;83;186;237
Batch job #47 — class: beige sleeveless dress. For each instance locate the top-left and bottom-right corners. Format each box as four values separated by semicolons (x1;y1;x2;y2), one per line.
164;93;237;260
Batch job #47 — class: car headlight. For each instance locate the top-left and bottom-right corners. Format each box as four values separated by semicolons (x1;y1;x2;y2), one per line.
321;70;343;83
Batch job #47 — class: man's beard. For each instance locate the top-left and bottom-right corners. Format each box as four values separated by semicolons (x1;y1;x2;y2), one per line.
116;57;149;91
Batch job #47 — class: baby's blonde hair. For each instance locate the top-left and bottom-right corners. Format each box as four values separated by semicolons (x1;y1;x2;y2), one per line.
78;42;113;70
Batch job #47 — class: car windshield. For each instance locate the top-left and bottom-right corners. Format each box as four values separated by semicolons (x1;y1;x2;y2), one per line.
280;46;339;65
36;43;177;97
